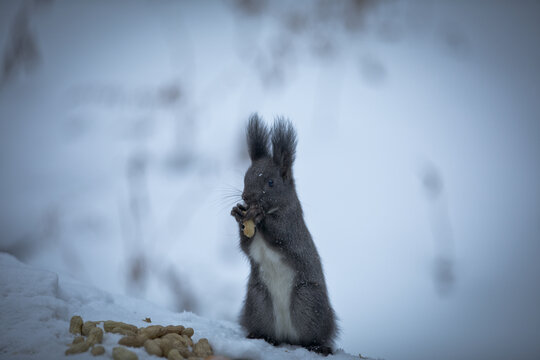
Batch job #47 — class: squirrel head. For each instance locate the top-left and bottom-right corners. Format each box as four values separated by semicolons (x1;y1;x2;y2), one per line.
242;114;298;213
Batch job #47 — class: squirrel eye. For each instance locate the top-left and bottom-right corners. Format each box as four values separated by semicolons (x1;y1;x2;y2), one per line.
268;179;274;187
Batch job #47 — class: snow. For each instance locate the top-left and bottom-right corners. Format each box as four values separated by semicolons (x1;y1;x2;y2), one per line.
1;1;540;359
0;252;359;360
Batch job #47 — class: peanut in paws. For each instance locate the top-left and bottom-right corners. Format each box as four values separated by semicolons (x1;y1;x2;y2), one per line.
242;219;255;238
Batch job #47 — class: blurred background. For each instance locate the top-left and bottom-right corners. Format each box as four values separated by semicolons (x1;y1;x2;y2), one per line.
1;1;539;359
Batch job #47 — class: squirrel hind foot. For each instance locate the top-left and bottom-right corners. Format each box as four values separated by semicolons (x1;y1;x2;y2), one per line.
306;344;333;356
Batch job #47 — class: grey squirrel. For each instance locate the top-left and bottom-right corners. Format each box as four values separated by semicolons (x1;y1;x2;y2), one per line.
231;114;337;355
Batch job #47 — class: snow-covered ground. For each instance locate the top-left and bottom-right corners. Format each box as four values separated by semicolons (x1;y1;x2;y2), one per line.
1;1;540;360
0;252;359;360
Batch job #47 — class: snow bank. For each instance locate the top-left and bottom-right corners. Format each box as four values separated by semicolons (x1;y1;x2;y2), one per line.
0;252;358;360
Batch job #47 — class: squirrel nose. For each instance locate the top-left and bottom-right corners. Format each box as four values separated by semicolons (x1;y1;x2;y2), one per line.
242;192;255;204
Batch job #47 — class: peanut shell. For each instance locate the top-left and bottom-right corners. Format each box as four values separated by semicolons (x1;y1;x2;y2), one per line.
167;348;184;360
242;219;255;238
119;334;148;348
72;336;85;345
65;341;90;355
112;347;138;360
139;325;166;339
104;321;138;334
192;338;213;357
164;325;185;335
87;327;104;346
82;321;99;336
69;316;83;335
91;345;105;356
144;339;163;357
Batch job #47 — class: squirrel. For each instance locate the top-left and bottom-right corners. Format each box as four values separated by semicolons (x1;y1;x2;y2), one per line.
231;114;337;355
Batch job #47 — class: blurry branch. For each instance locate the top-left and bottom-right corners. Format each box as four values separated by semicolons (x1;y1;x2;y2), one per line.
125;152;151;293
422;164;443;199
421;163;456;297
439;22;470;58
233;0;375;33
234;0;268;16
66;72;201;310
165;267;199;313
1;5;42;88
231;0;470;89
359;54;387;85
65;78;196;176
230;0;385;88
121;149;201;313
67;82;182;109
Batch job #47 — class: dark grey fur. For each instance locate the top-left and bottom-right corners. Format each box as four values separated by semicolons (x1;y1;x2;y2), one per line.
231;114;337;355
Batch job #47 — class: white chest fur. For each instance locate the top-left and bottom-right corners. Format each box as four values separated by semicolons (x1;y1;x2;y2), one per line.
249;232;298;341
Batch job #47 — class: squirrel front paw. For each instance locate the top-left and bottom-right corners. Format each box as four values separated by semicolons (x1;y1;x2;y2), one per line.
231;203;248;223
245;205;264;225
231;203;265;225
231;203;258;238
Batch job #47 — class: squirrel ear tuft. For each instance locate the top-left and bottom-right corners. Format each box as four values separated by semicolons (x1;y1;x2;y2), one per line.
271;117;297;180
246;113;270;162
